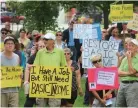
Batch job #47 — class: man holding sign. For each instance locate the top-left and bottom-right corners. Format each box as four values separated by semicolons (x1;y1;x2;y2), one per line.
33;33;67;107
1;36;21;107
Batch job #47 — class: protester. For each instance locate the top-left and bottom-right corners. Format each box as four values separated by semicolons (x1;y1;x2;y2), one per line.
121;23;128;34
1;36;20;107
24;40;45;107
61;48;83;107
26;31;32;40
116;37;132;67
89;54;116;107
55;31;67;49
109;28;124;52
26;30;41;58
4;22;12;34
33;32;67;107
18;28;31;49
1;28;8;42
63;20;79;61
102;29;109;40
116;39;138;107
14;38;22;66
109;28;122;43
1;28;8;51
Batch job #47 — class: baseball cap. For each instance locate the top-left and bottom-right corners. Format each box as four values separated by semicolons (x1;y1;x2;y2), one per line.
4;36;15;44
43;33;56;40
131;39;138;46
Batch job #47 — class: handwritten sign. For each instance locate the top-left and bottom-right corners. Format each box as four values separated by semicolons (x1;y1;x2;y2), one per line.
97;71;115;86
82;39;119;68
88;67;119;90
127;13;138;31
73;23;101;40
110;4;133;23
1;66;22;88
29;66;72;99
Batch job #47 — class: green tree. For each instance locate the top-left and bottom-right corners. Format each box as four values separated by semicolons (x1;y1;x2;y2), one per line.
9;1;60;33
60;1;138;29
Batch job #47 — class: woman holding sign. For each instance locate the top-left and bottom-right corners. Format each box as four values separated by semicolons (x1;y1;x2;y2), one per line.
61;48;83;107
89;54;116;107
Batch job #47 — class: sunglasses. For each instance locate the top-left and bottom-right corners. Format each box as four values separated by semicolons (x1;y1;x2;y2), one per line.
56;34;62;36
38;45;45;48
92;59;102;64
2;32;7;35
64;53;70;55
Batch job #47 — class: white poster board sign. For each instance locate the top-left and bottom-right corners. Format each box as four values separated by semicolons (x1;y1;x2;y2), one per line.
82;39;119;68
73;23;101;39
97;71;115;86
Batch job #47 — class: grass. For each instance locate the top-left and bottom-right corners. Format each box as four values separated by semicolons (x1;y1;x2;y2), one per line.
19;77;88;107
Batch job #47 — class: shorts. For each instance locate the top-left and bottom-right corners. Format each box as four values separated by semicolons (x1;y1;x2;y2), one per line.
61;90;77;105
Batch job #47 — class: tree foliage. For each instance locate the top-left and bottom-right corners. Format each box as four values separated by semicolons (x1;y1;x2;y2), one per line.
7;1;138;32
8;1;60;33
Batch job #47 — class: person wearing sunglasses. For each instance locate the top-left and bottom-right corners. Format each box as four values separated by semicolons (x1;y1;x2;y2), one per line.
1;28;8;41
1;28;8;52
88;54;116;107
61;48;83;107
5;22;12;35
55;31;67;49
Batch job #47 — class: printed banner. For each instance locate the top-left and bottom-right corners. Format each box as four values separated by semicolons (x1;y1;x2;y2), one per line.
127;13;138;31
82;39;119;68
110;4;133;23
73;23;102;40
88;67;119;90
29;66;72;98
1;66;22;88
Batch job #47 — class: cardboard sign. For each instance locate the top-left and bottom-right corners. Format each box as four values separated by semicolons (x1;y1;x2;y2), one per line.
127;13;138;31
110;4;133;23
1;66;22;88
29;66;72;99
82;39;119;68
73;23;101;40
88;67;119;90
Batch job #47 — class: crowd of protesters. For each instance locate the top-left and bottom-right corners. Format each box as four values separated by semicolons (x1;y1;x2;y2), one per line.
1;19;138;107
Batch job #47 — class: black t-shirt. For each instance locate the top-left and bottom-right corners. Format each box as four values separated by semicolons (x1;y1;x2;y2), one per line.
27;54;36;64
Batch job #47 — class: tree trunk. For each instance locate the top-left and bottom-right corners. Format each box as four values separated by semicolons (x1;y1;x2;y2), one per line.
103;8;109;29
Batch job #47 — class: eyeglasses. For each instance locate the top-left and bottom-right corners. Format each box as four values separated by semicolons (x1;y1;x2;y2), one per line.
64;53;70;55
92;59;102;64
2;32;7;35
56;34;62;36
5;42;14;45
